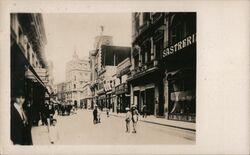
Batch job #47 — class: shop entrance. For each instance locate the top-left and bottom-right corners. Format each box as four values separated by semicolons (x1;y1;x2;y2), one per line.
145;88;155;115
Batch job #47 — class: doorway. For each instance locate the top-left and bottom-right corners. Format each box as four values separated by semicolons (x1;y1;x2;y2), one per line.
146;88;155;115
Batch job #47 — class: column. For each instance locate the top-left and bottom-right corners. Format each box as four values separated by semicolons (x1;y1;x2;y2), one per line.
163;76;169;118
130;84;133;106
138;46;142;67
150;37;154;61
154;85;159;116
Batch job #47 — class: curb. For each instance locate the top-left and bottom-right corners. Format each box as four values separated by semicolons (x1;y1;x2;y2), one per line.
109;113;196;132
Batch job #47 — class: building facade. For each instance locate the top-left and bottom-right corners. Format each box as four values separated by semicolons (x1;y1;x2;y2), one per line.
89;35;131;111
56;82;67;102
11;13;50;125
129;12;196;122
65;52;91;106
81;82;92;109
115;58;131;112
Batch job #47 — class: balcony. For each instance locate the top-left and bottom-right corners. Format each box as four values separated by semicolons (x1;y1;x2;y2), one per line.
128;60;159;82
96;88;105;95
98;67;106;76
115;83;129;95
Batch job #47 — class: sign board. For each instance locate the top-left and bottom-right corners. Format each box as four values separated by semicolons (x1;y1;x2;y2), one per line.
163;33;196;58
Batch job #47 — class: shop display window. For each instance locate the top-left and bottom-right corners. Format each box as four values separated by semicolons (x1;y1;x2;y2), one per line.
168;76;196;122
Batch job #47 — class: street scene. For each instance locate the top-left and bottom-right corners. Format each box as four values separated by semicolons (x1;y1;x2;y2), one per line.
10;13;196;145
32;110;195;145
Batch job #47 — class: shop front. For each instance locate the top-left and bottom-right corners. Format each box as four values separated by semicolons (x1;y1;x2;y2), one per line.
11;41;49;126
115;83;130;113
162;33;196;122
128;67;164;116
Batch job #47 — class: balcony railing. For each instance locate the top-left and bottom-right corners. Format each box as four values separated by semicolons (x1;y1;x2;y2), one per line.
130;60;159;80
98;67;106;76
115;83;128;95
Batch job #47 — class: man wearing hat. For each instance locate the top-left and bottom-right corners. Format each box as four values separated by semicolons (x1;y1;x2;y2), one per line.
125;107;131;133
11;90;32;145
131;105;139;133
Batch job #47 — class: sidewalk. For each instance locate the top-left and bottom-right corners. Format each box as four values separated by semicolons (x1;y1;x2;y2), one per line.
107;111;196;132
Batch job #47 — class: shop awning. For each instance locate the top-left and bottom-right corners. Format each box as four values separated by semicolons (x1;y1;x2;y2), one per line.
166;67;195;80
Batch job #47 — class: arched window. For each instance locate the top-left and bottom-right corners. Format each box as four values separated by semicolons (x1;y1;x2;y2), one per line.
170;13;196;45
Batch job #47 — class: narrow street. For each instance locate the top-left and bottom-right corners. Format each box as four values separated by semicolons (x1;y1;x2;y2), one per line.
32;110;195;145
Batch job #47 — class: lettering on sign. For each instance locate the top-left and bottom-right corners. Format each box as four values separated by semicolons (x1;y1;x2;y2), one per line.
163;33;196;58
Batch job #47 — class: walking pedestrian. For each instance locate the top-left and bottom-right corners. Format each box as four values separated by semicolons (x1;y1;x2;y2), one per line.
125;107;131;133
93;105;98;124
97;107;101;123
142;105;147;118
49;119;59;144
131;105;139;133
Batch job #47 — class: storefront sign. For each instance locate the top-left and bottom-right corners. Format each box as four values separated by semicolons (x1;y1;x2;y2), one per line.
163;33;196;58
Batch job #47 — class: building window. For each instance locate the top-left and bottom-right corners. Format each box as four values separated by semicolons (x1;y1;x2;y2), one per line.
74;84;76;89
155;38;164;60
134;55;139;68
143;13;150;25
168;73;196;122
74;76;76;81
135;15;140;34
170;13;196;45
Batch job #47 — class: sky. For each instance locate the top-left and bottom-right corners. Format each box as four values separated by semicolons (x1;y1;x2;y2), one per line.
43;13;132;84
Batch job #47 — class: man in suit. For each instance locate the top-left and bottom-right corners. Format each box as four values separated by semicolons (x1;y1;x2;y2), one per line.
11;90;32;145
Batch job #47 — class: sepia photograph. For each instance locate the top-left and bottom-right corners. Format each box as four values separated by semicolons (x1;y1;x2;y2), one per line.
1;0;249;154
10;12;196;145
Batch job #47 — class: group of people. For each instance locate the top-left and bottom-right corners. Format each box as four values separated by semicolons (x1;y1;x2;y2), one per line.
92;103;140;133
11;90;59;145
125;105;139;133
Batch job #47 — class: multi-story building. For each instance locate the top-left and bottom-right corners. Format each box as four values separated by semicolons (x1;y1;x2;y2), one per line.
89;35;131;111
56;82;67;102
11;13;50;125
115;58;131;112
65;51;91;106
81;82;92;109
128;12;196;122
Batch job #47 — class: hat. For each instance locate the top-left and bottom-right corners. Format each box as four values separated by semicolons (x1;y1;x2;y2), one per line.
14;89;25;97
130;104;136;109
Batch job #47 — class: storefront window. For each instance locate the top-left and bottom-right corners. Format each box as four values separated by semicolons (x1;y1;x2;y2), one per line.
168;76;196;122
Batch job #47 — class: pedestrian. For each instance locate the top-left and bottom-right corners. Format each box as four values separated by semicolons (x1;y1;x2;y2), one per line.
93;105;98;124
49;119;59;144
142;105;147;118
125;107;131;133
48;104;55;123
11;90;32;145
106;105;110;117
97;107;101;123
131;105;139;133
22;100;33;145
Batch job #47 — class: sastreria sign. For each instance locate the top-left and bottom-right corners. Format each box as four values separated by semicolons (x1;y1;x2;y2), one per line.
163;33;196;58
